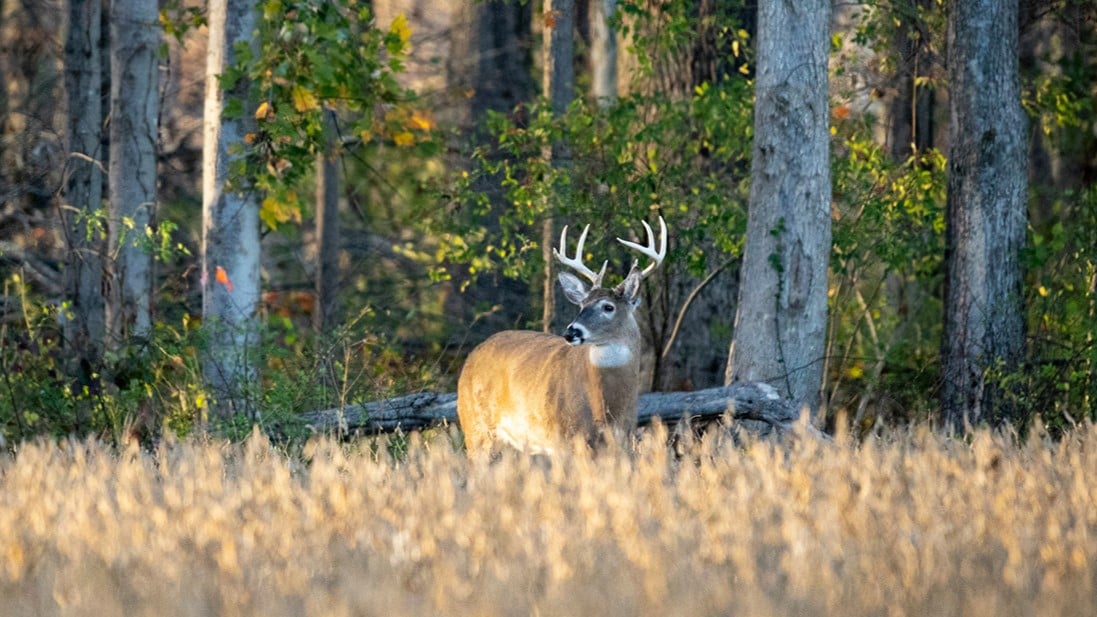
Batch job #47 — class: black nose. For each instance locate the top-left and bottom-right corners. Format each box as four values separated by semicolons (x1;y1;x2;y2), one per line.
564;326;584;344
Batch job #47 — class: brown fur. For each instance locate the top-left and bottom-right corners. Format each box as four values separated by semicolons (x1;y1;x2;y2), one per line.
457;291;642;457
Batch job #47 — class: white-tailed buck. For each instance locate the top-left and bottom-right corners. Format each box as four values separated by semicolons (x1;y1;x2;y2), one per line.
457;217;667;456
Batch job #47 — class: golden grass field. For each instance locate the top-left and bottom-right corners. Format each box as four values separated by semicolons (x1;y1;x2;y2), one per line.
1;423;1095;616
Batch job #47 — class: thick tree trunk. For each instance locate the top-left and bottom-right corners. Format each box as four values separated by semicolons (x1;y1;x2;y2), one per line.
105;0;158;347
726;0;832;412
541;0;575;333
202;0;261;419
62;0;105;378
941;0;1027;429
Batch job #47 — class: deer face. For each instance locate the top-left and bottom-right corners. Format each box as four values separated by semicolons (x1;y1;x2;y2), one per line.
558;266;642;346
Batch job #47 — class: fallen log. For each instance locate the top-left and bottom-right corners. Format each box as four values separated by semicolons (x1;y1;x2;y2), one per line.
300;382;827;440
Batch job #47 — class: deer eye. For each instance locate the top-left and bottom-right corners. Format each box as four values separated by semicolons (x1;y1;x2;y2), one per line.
602;302;615;313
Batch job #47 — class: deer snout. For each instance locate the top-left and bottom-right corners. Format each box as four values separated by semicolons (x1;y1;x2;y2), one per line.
564;323;588;345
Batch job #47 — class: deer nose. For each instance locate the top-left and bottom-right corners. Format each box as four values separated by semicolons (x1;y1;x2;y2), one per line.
564;324;587;345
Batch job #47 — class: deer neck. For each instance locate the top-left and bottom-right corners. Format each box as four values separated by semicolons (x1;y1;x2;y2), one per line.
587;342;634;368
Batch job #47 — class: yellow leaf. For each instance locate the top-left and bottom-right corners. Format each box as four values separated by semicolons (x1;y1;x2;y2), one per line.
291;86;319;112
409;111;433;131
261;192;302;229
255;101;274;121
393;131;415;147
390;13;411;44
360;129;373;143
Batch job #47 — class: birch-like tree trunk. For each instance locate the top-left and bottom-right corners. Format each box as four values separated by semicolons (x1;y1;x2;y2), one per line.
202;0;261;418
62;0;105;377
541;0;575;333
726;0;831;412
106;0;158;347
941;0;1027;429
589;0;616;107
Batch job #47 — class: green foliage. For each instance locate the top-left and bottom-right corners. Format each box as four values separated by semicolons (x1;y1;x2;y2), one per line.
0;274;208;446
434;81;753;301
232;0;435;228
828;116;947;428
1019;187;1097;432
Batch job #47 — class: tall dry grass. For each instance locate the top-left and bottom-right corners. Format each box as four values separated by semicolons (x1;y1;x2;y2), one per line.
1;423;1095;616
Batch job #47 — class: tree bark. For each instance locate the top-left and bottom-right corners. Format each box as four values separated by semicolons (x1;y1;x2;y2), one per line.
887;0;937;161
105;0;158;348
941;0;1027;429
726;0;832;412
313;110;340;334
301;381;824;440
589;0;617;107
442;1;534;341
61;0;105;378
202;0;261;419
541;0;576;333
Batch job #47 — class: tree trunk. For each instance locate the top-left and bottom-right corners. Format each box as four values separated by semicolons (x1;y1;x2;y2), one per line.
202;0;261;419
887;0;936;160
61;0;105;379
726;0;832;413
106;0;158;348
589;0;617;107
541;0;575;333
442;0;534;341
313;110;340;334
941;0;1027;429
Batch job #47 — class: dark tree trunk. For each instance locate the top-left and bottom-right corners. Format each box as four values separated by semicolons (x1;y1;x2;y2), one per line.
941;0;1027;429
314;110;340;334
887;0;937;160
62;0;106;381
541;0;575;333
443;1;535;340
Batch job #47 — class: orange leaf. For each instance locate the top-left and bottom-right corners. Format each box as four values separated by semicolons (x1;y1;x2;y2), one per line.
544;9;558;28
215;266;234;292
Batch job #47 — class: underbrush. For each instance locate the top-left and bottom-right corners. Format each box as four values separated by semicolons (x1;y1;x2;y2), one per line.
1;424;1095;616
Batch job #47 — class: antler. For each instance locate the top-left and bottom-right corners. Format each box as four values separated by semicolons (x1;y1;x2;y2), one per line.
553;223;607;287
617;215;667;278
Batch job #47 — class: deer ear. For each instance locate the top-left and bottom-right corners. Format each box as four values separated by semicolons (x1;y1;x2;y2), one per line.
558;272;590;305
615;263;643;306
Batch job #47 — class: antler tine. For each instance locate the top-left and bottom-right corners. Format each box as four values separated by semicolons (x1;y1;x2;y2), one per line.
553;223;607;286
617;215;668;278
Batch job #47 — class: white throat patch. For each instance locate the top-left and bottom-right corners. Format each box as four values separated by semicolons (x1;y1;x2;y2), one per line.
589;343;633;368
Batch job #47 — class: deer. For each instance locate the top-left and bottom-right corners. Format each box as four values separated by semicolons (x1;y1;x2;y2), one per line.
456;216;667;457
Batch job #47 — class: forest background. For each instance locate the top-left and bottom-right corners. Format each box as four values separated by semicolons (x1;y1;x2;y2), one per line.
0;0;1095;445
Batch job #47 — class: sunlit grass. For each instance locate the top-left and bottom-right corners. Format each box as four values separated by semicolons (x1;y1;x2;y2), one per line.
1;423;1095;616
